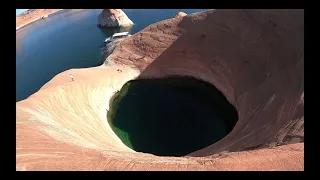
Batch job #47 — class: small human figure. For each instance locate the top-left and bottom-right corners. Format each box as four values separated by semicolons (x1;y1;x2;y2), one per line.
69;73;74;81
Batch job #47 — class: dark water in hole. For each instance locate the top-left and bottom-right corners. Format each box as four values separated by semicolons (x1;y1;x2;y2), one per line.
16;9;207;102
108;77;238;157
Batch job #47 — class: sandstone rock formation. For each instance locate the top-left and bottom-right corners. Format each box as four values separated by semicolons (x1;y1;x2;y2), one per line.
97;9;134;28
16;9;304;171
175;11;187;18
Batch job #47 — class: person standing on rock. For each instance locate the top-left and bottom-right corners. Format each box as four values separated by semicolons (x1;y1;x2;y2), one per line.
69;73;74;81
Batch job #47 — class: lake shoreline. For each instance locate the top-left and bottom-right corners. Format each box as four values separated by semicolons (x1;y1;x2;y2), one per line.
16;9;63;30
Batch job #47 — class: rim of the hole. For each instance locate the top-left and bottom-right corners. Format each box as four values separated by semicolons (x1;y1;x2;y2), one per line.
106;76;239;157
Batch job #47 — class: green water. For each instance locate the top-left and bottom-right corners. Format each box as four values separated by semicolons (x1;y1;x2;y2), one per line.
108;77;238;157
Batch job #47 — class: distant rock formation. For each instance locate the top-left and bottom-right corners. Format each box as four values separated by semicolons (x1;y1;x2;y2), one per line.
16;9;62;30
97;9;134;28
175;11;187;18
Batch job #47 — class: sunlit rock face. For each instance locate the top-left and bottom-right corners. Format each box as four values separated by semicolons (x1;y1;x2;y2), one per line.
97;9;134;27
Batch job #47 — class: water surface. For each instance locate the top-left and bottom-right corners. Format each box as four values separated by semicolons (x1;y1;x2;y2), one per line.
16;9;206;102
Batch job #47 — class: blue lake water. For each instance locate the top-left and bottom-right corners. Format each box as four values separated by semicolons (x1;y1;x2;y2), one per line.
16;9;206;102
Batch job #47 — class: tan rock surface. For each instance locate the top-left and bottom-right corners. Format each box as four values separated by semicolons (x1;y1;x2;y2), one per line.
16;9;304;171
97;9;134;27
175;12;187;18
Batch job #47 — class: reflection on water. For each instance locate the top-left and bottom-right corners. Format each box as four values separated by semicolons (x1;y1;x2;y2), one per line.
16;9;206;102
98;26;133;35
16;35;23;61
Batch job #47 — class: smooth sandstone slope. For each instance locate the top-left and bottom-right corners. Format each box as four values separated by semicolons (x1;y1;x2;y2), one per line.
16;9;304;171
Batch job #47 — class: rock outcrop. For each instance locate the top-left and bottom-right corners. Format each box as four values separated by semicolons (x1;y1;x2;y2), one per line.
16;9;304;170
97;9;134;28
175;11;187;18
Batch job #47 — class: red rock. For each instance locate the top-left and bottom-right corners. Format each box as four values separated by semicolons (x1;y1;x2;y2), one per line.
16;9;304;171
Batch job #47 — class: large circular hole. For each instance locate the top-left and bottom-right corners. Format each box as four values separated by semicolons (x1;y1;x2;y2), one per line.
107;76;238;157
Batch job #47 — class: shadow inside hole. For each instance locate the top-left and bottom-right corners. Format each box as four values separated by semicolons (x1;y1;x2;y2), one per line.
107;76;238;157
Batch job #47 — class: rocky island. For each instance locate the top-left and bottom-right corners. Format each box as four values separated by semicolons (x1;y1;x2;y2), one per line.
97;9;134;28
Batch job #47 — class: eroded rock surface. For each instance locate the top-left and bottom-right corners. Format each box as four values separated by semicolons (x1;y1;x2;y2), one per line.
16;9;304;171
